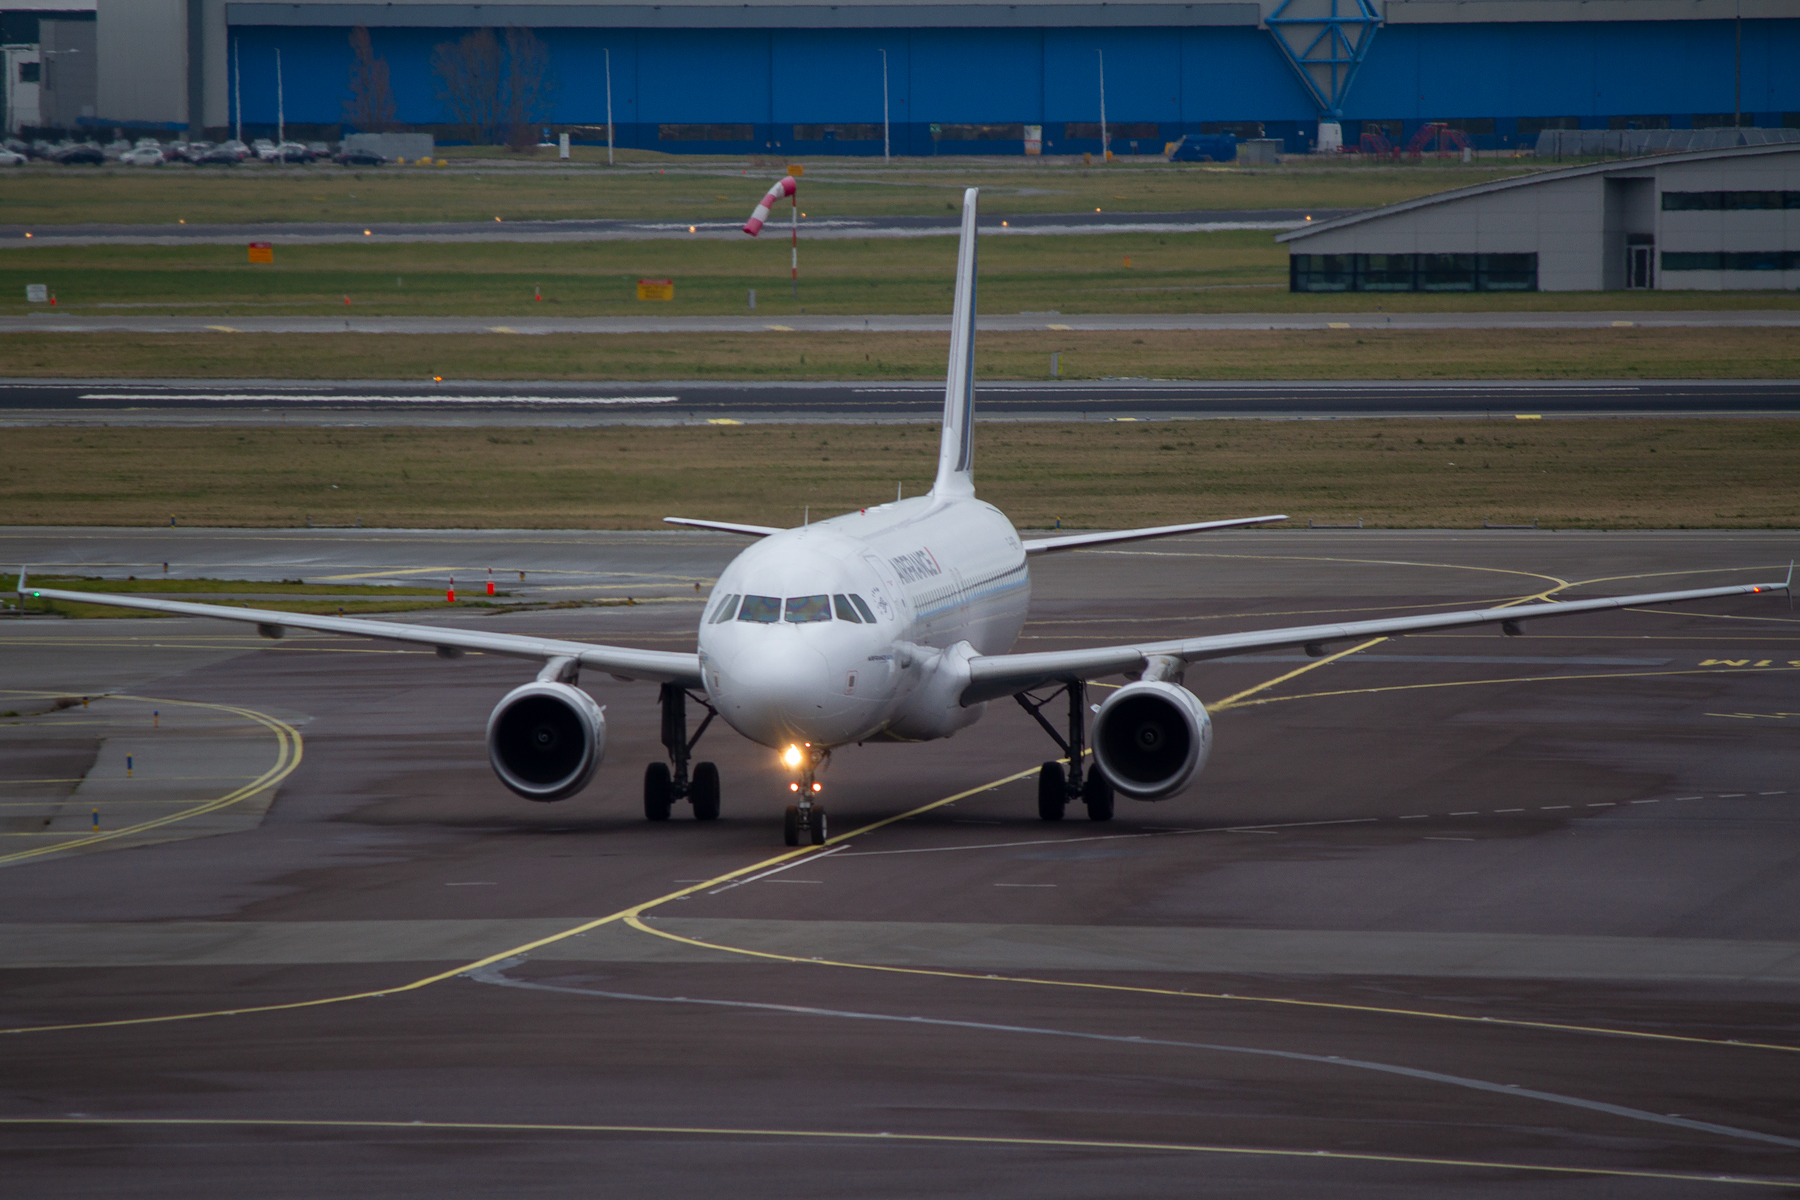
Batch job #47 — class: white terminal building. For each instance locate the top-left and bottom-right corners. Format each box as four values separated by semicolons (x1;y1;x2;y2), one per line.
1279;141;1800;292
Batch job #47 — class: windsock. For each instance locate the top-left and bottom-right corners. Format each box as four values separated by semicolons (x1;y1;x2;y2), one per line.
743;175;798;236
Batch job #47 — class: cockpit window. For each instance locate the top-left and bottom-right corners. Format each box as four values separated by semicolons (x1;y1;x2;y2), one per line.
784;595;832;623
832;594;861;623
737;595;782;623
848;594;878;623
708;594;740;623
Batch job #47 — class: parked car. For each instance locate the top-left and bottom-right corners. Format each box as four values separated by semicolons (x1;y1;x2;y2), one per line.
218;139;251;159
252;138;277;160
118;146;165;166
271;141;315;163
52;144;106;165
194;145;242;165
0;149;25;166
332;147;385;166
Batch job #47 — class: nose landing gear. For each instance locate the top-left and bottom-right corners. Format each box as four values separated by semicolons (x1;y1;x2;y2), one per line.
781;745;829;847
645;683;722;822
1016;680;1113;822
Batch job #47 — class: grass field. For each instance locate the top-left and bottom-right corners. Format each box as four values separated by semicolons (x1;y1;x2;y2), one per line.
0;160;1539;227
0;326;1792;381
6;235;1796;319
4;421;1793;531
5;574;481;619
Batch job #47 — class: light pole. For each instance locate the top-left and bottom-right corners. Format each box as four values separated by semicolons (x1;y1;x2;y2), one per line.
1733;0;1742;130
1096;48;1108;162
605;47;614;166
232;38;242;144
275;48;285;159
879;47;890;162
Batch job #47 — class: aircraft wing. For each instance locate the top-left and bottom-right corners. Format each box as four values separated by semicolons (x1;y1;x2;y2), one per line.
19;584;703;686
663;517;785;538
1022;515;1289;555
960;575;1791;705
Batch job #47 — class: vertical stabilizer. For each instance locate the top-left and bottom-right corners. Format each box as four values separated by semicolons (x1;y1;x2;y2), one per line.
931;187;979;499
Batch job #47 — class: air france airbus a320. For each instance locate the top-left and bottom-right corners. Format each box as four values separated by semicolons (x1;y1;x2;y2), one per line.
23;189;1791;846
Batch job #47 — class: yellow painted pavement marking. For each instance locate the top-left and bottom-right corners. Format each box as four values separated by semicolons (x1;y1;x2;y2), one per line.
0;1117;1787;1187
1211;638;1387;712
1222;664;1800;712
0;693;301;867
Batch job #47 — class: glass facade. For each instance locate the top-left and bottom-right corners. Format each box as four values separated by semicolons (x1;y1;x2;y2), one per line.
1662;251;1800;271
1290;253;1537;293
1662;191;1800;210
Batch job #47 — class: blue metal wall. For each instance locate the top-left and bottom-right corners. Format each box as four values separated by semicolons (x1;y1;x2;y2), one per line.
225;19;1800;154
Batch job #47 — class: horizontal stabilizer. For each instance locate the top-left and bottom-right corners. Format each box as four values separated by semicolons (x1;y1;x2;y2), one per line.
1023;515;1288;555
663;517;785;538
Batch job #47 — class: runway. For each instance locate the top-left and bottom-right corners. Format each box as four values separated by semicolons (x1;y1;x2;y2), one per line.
2;527;1797;1195
3;377;1797;426
0;209;1332;247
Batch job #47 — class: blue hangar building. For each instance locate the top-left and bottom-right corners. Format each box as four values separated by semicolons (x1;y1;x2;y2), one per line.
88;0;1800;156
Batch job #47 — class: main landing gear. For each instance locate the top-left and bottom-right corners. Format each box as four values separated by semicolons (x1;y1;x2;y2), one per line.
644;683;721;823
1015;680;1114;823
781;744;829;848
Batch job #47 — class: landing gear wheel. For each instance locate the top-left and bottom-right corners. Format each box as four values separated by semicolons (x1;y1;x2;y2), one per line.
1037;762;1067;822
783;805;801;847
1081;770;1114;822
809;808;829;846
643;762;673;822
690;761;721;821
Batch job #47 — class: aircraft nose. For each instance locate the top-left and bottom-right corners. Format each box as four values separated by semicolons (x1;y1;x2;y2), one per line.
721;639;839;745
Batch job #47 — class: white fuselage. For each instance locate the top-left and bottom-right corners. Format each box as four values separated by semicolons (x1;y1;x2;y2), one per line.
697;494;1030;749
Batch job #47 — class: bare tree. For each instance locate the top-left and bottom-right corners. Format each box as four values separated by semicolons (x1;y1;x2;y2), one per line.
342;25;397;132
432;27;557;149
502;27;559;152
432;28;505;143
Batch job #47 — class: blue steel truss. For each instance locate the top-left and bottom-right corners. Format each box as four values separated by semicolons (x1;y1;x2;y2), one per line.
1265;0;1381;119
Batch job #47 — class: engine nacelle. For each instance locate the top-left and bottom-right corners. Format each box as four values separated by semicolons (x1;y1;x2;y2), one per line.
1091;680;1212;801
485;681;606;802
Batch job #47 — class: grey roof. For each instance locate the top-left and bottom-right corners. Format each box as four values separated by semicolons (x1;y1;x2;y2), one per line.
1276;141;1800;245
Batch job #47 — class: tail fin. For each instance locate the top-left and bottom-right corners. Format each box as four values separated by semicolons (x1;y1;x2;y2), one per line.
931;187;979;500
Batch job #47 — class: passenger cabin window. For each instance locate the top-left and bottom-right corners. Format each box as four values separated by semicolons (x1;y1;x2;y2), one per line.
832;594;861;623
709;594;740;623
849;594;877;623
784;595;831;623
737;595;782;623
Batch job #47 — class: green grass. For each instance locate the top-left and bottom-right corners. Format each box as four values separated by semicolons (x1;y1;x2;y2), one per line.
0;326;1792;382
4;236;1794;318
2;421;1794;531
0;159;1543;226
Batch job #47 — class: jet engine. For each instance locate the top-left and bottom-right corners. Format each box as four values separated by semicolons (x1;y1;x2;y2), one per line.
1090;680;1212;801
485;681;606;802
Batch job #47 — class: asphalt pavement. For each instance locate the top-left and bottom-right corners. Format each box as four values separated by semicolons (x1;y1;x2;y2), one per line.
2;377;1796;426
0;209;1334;246
2;528;1797;1195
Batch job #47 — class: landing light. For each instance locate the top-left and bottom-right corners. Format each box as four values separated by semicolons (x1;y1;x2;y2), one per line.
782;743;804;768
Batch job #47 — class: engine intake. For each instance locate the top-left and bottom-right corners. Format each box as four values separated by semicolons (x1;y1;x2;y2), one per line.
1091;680;1211;801
486;681;606;802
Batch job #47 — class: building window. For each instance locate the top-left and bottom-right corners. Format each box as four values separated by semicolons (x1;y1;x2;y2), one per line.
1662;251;1800;271
1290;253;1538;293
1518;116;1580;135
1417;253;1477;292
1062;122;1158;141
19;61;40;84
658;124;753;142
1290;254;1356;292
792;124;883;142
1477;253;1538;291
1662;190;1800;211
1201;121;1265;138
1607;114;1670;130
933;123;1024;142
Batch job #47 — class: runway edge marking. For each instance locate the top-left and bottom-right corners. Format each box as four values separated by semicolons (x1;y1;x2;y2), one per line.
0;1117;1792;1188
